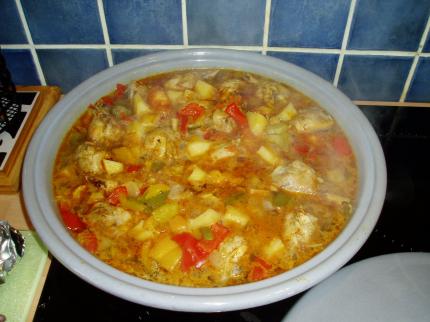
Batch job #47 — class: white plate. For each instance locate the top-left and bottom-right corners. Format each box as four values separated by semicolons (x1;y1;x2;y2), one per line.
284;253;430;322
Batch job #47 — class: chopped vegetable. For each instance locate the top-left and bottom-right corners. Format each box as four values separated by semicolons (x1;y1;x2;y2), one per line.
223;205;249;227
103;159;124;174
58;202;86;232
149;237;182;271
272;191;290;207
195;80;217;100
78;230;98;253
257;146;279;165
172;233;208;271
188;166;207;183
225;103;248;129
246;111;268;136
188;209;221;230
152;202;179;223
107;186;128;206
119;195;147;212
177;103;205;134
133;93;151;115
186;140;211;158
333;136;352;156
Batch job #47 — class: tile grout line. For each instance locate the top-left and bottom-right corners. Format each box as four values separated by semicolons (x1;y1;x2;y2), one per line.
97;0;113;67
399;14;430;102
262;0;272;55
14;0;46;85
181;0;189;47
0;43;422;57
333;0;357;87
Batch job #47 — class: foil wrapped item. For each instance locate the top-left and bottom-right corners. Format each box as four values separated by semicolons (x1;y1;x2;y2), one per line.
0;221;25;283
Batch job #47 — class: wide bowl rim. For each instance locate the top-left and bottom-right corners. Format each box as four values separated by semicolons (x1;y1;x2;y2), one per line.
22;48;386;312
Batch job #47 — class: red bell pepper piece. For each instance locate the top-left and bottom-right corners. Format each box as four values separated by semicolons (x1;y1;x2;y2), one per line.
333;136;352;156
126;164;142;173
79;230;98;253
248;265;266;281
101;95;114;106
248;257;272;281
172;233;208;271
197;223;229;253
177;103;205;134
225;103;248;129
173;223;229;271
59;202;86;232
107;186;128;206
114;83;127;98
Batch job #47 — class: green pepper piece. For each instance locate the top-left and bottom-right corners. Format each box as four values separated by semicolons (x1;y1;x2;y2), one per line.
139;191;169;210
200;226;214;240
151;161;165;172
272;191;290;207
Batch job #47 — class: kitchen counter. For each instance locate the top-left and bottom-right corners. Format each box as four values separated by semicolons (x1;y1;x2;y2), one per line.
4;103;430;322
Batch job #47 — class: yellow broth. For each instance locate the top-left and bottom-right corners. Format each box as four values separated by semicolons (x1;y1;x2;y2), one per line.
53;69;357;287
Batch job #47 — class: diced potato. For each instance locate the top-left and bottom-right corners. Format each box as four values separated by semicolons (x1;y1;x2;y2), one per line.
277;103;297;121
263;238;285;259
187;140;212;158
125;120;146;145
147;87;171;109
211;146;235;160
246;112;268;136
223;205;249;227
124;181;141;197
189;209;221;230
188;166;207;182
257;146;279;165
103;159;124;174
183;89;196;100
171;117;179;131
87;191;104;204
143;183;170;200
166;90;183;104
112;146;138;164
72;185;87;200
169;215;188;233
129;219;157;241
195;80;217;100
152;202;179;223
133;93;151;116
149;237;182;271
119;196;147;212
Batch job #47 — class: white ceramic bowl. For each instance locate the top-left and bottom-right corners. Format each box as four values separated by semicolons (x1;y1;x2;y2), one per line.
22;49;386;312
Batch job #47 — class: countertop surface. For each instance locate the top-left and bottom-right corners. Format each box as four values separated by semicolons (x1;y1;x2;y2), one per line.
33;106;430;322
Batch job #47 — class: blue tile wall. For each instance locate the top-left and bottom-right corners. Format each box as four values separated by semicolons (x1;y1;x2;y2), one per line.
104;0;182;44
0;0;429;101
2;49;40;85
112;49;158;65
0;0;27;44
21;0;104;44
407;58;430;102
187;0;265;46
269;0;350;49
37;49;108;92
338;56;412;101
348;0;430;51
267;52;338;82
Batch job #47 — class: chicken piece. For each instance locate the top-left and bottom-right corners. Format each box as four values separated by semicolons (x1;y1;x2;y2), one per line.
209;236;248;283
75;143;107;175
292;108;334;133
87;202;132;237
283;210;318;248
271;160;320;194
255;81;278;107
88;113;123;146
212;109;235;133
143;128;176;160
219;79;245;100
